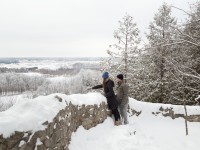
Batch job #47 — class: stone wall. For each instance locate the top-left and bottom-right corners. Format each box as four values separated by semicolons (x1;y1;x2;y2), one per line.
0;99;108;150
128;106;200;122
156;107;200;122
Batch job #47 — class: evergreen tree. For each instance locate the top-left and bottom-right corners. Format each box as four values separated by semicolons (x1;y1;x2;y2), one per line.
184;2;200;74
102;14;141;96
145;2;177;103
169;1;200;105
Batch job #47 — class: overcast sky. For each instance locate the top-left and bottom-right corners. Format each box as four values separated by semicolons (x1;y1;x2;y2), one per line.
0;0;197;57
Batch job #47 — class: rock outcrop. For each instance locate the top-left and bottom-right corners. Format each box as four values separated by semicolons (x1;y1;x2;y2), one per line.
0;100;107;150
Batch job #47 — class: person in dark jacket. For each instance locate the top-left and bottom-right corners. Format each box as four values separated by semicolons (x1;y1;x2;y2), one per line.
92;72;121;126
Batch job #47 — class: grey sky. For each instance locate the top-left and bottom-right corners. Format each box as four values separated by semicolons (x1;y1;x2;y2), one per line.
0;0;197;57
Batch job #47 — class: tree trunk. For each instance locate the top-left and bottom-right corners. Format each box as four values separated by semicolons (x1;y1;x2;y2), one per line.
159;26;165;103
158;46;165;103
124;34;128;83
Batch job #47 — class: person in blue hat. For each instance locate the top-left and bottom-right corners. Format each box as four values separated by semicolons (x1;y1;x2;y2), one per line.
92;72;121;126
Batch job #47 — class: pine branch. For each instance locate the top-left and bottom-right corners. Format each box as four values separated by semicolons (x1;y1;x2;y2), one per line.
168;24;199;45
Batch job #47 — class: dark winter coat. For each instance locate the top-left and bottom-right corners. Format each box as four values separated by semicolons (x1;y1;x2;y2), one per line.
92;79;118;110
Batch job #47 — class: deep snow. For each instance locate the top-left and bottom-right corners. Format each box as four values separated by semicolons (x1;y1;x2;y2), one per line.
69;98;200;150
0;93;106;138
0;93;200;150
69;115;200;150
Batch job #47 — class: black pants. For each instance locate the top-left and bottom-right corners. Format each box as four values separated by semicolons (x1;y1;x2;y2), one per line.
112;108;120;121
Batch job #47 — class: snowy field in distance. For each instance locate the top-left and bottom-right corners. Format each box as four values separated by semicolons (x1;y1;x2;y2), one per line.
0;57;103;112
0;57;102;70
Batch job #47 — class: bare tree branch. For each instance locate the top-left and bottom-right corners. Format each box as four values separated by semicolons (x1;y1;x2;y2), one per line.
171;6;193;17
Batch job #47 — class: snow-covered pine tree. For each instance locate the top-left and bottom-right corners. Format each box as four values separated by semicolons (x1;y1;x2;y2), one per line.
102;14;141;95
184;1;200;74
167;1;200;105
157;2;200;135
145;2;177;103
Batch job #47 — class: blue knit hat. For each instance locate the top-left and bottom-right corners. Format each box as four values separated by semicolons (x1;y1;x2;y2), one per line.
102;72;109;79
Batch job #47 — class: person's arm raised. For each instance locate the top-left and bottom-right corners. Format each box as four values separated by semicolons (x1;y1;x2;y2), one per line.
92;84;103;89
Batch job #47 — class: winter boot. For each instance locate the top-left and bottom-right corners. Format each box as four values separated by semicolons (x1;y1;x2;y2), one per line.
114;120;121;126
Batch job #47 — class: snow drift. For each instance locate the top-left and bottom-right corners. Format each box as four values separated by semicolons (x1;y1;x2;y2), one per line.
0;93;106;138
0;92;200;150
69;97;200;150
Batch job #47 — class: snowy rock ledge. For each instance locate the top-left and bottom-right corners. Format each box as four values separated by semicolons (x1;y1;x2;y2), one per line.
128;98;200;122
0;93;107;150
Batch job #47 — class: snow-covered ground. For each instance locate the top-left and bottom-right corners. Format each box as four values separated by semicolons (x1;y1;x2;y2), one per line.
0;93;106;138
0;93;200;149
69;98;200;150
69;114;200;150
